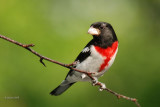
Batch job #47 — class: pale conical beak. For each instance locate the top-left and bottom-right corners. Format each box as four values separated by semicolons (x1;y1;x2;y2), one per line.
88;27;100;36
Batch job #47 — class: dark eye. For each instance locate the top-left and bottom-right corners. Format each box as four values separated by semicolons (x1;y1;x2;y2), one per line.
99;26;104;30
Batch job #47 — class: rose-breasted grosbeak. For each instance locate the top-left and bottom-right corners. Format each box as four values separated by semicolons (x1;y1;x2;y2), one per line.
50;22;118;96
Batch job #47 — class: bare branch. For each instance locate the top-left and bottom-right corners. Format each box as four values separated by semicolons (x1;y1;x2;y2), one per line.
94;82;141;107
0;34;141;107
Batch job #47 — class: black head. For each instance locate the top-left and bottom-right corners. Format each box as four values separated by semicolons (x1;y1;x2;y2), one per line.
88;22;118;42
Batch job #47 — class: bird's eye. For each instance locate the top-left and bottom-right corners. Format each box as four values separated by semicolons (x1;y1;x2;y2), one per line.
99;26;104;30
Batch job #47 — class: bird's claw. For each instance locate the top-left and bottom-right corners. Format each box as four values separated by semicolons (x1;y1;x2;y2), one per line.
81;74;87;79
91;79;106;91
99;83;106;91
92;77;98;86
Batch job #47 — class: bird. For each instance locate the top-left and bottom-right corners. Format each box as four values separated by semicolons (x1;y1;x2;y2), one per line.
50;22;118;96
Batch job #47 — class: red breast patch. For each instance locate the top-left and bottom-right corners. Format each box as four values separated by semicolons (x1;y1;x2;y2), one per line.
94;41;118;72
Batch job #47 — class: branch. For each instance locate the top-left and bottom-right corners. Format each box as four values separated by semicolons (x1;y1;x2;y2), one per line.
0;34;141;107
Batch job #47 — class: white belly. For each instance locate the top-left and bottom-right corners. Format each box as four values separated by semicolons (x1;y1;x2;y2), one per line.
67;46;104;82
67;46;118;82
76;46;104;73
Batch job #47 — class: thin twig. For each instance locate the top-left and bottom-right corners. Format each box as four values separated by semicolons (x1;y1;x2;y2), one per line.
96;82;141;107
0;35;87;73
86;73;141;107
0;34;141;107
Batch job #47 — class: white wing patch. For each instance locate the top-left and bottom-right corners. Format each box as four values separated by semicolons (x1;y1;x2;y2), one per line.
70;46;104;82
82;47;90;53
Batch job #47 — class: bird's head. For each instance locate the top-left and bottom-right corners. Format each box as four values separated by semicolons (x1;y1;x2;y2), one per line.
88;22;117;41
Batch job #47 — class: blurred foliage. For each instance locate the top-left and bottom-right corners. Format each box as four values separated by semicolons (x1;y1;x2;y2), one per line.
0;0;160;107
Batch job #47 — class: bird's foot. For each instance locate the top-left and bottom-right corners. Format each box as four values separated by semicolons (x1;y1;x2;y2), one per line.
81;74;87;79
99;82;106;91
91;77;98;86
91;78;106;91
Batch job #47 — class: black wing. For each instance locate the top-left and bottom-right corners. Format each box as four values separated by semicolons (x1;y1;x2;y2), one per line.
65;39;95;78
74;39;95;62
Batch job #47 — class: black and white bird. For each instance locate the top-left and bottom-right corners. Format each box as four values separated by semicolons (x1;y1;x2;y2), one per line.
50;22;118;96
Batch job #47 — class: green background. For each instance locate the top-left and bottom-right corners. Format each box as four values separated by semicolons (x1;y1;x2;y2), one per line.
0;0;160;107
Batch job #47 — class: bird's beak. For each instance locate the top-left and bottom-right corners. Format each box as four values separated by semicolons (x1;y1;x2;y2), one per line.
88;26;100;36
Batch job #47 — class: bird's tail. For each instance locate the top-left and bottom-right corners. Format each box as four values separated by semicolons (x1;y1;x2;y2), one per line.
50;80;75;96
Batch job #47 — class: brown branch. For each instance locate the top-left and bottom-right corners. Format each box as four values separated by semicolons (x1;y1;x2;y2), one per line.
86;74;141;107
0;34;141;107
95;82;141;107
